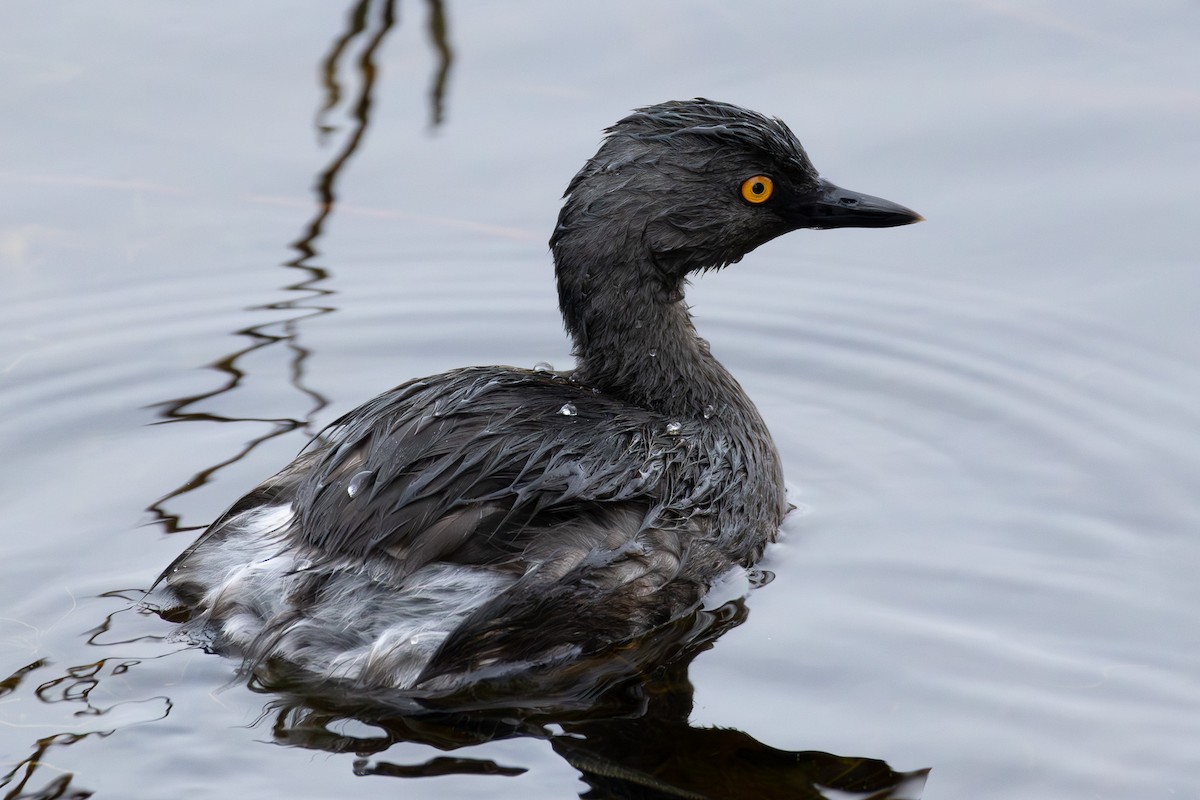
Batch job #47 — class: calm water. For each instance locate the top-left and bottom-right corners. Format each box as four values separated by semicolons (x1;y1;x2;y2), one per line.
3;2;1199;798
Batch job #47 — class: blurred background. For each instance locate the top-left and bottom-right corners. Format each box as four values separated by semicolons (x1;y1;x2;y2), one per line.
2;1;1198;798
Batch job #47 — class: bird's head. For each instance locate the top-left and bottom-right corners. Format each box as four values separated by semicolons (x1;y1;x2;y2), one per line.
551;98;922;282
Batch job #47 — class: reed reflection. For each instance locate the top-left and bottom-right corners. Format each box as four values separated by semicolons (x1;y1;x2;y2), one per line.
145;0;456;533
1;598;175;800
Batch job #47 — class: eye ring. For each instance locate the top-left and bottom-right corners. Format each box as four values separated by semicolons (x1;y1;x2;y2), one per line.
740;175;774;204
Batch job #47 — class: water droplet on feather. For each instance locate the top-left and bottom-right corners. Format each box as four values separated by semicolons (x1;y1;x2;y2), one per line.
347;470;374;498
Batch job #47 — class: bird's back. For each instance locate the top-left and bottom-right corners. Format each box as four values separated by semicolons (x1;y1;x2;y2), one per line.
157;364;783;689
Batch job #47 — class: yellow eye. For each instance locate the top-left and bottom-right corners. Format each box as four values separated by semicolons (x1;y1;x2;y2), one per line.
740;175;774;204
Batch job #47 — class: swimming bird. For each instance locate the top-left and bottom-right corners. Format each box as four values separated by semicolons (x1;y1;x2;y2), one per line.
155;99;921;692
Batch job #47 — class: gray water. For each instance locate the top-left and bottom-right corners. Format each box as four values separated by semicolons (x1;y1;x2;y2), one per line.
3;2;1199;798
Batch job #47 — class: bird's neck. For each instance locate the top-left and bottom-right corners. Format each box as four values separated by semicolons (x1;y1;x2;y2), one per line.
555;244;749;420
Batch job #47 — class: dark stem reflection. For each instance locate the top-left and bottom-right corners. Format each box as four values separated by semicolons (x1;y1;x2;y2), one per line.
143;0;450;534
424;0;454;126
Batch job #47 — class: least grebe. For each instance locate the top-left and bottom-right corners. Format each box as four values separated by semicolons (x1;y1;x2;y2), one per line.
156;99;920;690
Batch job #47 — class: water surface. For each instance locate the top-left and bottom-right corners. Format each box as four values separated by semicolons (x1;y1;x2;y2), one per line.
2;2;1199;798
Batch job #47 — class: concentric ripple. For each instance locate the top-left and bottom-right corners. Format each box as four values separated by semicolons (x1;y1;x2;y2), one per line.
687;257;1200;797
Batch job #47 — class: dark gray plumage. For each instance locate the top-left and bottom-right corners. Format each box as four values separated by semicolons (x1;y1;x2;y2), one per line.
156;98;920;690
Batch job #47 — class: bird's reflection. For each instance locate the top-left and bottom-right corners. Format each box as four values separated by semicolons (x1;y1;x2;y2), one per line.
252;600;927;800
